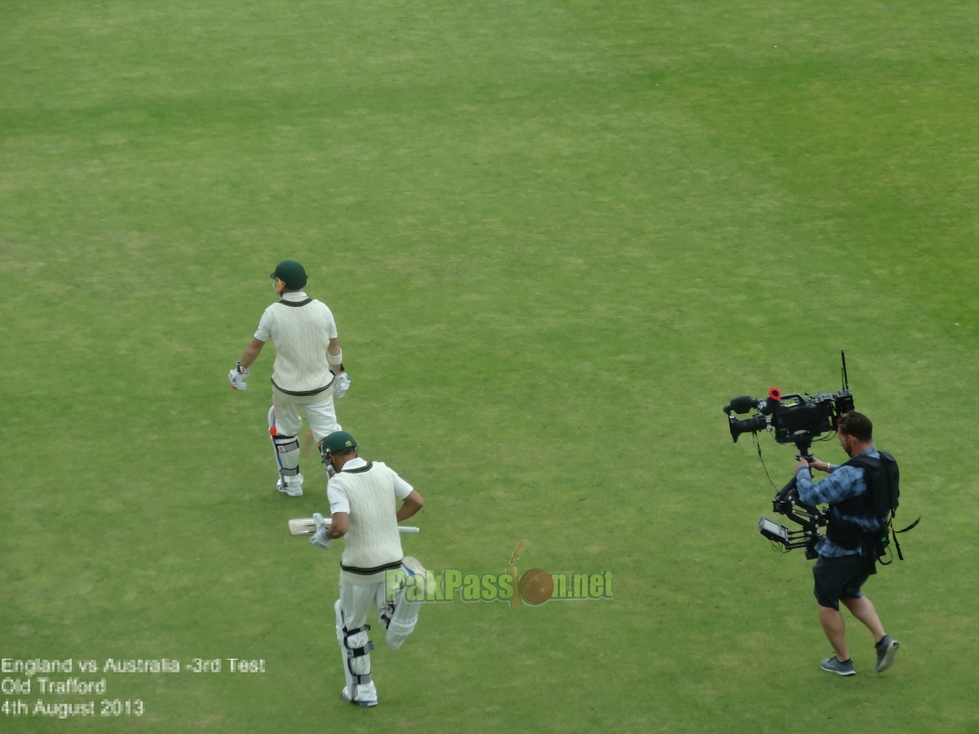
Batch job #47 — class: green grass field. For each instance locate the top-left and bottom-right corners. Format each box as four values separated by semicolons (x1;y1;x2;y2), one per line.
2;1;977;731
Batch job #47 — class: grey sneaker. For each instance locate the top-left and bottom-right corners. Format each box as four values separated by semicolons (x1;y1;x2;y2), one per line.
875;635;899;673
820;656;855;676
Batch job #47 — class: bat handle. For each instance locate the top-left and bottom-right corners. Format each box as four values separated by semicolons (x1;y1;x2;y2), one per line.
398;527;420;534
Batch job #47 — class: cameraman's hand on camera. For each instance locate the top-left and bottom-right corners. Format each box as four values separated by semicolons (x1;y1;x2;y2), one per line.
796;456;831;473
808;458;834;473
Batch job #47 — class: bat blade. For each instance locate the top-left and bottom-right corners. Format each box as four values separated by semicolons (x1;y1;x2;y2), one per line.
287;518;420;536
288;518;320;536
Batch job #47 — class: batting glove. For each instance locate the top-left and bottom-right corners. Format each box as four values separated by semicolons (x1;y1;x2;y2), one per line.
309;512;332;550
228;362;249;391
332;372;351;399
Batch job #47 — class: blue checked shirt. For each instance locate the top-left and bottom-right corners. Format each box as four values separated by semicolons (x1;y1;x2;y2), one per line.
796;448;887;557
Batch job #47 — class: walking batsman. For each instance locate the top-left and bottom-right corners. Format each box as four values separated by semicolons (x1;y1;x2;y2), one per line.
228;260;351;497
310;431;425;707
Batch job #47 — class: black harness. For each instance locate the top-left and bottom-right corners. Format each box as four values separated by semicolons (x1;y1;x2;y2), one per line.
826;451;918;565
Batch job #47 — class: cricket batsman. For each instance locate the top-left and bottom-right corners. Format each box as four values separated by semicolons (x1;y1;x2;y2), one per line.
228;260;350;497
311;431;425;707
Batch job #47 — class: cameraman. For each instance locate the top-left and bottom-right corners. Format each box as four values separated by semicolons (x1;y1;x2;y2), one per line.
794;411;900;676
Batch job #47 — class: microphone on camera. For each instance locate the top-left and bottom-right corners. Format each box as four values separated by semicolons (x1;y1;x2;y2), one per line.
724;388;781;416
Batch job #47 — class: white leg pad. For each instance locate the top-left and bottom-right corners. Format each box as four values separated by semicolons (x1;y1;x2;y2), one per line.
269;406;302;491
381;556;426;650
334;600;354;696
335;598;376;702
273;434;301;477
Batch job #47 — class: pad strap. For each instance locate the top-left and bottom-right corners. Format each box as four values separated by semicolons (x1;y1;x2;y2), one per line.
274;436;300;453
346;641;375;658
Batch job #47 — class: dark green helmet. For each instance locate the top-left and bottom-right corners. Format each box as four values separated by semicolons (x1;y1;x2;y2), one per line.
270;260;308;290
321;431;358;455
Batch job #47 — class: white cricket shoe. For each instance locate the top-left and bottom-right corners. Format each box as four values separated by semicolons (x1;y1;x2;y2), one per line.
341;687;377;707
276;479;303;497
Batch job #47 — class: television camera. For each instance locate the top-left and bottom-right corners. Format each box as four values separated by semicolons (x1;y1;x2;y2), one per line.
723;351;855;558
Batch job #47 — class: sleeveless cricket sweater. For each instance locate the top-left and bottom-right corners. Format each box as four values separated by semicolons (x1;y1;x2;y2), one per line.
269;299;334;394
333;462;404;575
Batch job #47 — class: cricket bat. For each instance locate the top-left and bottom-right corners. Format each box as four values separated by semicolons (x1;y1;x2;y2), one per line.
288;517;420;536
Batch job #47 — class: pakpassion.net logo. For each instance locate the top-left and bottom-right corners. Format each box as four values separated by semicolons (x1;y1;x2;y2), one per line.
385;538;613;607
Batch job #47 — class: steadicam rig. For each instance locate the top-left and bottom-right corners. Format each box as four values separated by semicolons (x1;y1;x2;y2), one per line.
723;351;857;558
759;476;829;559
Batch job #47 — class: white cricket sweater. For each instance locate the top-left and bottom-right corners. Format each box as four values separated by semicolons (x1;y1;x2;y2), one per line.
269;299;335;394
333;462;404;576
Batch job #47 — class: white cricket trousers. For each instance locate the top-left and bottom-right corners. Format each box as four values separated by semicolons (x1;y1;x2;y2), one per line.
270;384;340;442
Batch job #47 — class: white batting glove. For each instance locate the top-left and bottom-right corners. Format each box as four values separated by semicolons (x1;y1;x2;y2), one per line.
309;512;331;550
332;372;350;399
228;362;249;391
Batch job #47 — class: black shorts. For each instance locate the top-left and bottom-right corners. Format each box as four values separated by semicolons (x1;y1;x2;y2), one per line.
812;554;874;610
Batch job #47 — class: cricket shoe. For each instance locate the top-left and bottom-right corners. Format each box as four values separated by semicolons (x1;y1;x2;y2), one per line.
341;687;377;707
875;635;900;673
820;656;855;676
276;479;303;497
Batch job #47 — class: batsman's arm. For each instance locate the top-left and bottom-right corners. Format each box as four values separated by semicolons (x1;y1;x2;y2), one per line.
239;338;266;369
327;512;349;539
327;338;344;373
397;491;424;523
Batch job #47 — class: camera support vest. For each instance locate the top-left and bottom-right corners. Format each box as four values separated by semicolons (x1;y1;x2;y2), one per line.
825;451;900;552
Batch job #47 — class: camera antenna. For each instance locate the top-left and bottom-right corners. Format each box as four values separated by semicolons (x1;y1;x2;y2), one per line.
840;349;849;391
